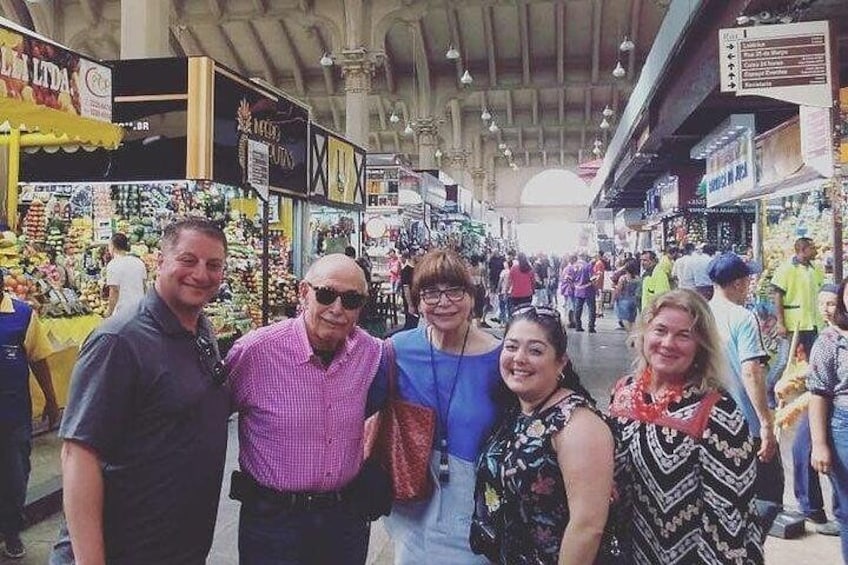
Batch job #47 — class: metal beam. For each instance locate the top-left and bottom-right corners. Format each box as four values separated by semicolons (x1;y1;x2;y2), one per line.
628;0;642;78
276;20;305;95
483;6;497;87
248;21;275;83
506;90;513;125
329;97;342;132
446;7;463;86
393;132;401;153
518;3;531;86
558;89;565;123
590;0;602;84
556;1;566;84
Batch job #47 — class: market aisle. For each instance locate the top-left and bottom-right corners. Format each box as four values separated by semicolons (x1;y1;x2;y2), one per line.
9;313;841;564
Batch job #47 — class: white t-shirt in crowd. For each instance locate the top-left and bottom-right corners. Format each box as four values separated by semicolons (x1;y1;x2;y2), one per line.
105;254;147;315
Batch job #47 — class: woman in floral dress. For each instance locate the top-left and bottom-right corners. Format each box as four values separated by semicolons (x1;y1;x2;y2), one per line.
473;305;614;564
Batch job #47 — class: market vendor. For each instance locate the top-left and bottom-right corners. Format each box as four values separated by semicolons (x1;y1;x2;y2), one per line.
1;271;59;559
104;233;147;318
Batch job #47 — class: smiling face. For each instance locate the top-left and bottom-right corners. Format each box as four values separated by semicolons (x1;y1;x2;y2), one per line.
500;319;567;404
300;256;368;352
156;229;226;316
419;284;471;333
642;306;699;385
820;291;838;326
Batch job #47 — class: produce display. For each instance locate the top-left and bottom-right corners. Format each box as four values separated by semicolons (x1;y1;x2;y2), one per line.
10;182;300;334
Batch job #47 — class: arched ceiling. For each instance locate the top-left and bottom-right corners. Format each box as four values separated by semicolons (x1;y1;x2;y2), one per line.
0;0;670;200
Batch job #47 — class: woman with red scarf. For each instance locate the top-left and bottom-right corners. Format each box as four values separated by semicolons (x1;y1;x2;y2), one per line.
608;289;764;564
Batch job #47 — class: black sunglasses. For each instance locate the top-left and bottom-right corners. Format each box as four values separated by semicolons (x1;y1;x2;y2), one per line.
307;283;368;310
511;305;564;327
195;335;227;386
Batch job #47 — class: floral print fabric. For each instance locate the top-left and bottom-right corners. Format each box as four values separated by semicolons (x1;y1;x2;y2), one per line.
474;393;598;564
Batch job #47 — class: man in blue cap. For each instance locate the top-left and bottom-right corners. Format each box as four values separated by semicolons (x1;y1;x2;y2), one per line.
707;252;781;533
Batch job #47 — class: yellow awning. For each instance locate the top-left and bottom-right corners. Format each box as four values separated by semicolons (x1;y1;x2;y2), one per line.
0;96;123;149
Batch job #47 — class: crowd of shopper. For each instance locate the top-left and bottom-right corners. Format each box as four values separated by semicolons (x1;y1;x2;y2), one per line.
4;231;845;563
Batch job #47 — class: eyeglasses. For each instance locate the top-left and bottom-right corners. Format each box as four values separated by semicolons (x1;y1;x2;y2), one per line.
420;286;467;306
307;283;368;310
195;335;227;386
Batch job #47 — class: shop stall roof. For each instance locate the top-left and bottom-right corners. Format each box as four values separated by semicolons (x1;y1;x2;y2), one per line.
0;17;122;149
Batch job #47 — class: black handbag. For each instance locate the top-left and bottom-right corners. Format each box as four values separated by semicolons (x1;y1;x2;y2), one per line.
469;516;500;563
343;456;393;522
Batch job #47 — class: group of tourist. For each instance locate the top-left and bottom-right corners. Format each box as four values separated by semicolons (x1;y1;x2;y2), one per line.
2;220;845;563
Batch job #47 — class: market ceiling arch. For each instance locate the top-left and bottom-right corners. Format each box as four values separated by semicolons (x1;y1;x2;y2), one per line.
0;0;669;210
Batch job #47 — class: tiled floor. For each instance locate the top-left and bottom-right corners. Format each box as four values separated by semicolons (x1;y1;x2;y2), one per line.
7;312;842;564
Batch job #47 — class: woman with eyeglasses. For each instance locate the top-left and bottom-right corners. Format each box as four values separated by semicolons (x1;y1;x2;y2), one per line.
472;306;615;564
609;290;763;564
384;249;503;564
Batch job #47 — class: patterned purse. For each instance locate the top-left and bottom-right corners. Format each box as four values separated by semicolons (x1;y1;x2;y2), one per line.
365;339;436;501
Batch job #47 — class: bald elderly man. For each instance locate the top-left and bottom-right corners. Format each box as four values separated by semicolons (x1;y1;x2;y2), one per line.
226;254;385;564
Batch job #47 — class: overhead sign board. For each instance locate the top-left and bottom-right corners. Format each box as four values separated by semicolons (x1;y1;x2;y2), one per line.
719;20;832;107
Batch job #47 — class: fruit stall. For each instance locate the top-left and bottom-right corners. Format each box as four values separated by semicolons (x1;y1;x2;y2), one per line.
9;57;310;414
0;17;124;420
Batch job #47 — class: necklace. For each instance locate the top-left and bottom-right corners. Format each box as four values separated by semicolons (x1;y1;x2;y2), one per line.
631;367;684;421
428;323;471;484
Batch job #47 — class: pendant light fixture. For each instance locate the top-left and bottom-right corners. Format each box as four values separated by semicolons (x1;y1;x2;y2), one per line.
488;121;499;133
600;117;611;130
389;110;400;124
403;123;414;136
612;61;626;78
320;53;334;67
481;108;492;121
602;105;614;118
619;36;635;53
460;69;473;85
445;45;460;60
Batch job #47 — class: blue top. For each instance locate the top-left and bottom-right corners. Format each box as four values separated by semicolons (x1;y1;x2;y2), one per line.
709;294;768;437
391;326;502;463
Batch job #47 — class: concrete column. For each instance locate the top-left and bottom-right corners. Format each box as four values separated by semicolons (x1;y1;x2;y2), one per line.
121;0;171;58
339;49;379;147
415;117;439;170
471;168;486;202
449;98;462;151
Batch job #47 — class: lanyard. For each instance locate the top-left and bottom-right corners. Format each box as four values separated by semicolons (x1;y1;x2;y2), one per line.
428;323;470;484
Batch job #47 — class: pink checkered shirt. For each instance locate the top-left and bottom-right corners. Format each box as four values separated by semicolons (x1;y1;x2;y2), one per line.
227;315;382;492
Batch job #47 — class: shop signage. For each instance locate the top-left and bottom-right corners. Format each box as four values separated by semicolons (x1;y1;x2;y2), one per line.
705;131;755;207
799;105;834;177
719;20;832;107
214;72;308;195
656;174;680;212
0;22;113;121
247;139;269;201
757;118;803;187
308;123;366;207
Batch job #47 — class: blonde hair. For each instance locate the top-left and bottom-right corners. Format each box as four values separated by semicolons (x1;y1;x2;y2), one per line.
630;289;729;394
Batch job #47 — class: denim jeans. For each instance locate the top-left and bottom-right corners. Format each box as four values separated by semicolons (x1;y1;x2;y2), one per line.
574;293;596;330
0;421;32;536
793;412;826;517
765;336;791;409
238;497;370;565
829;406;848;562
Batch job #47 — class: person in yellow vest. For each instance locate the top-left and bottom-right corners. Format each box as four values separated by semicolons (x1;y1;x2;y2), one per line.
1;276;59;559
640;250;671;310
770;237;834;531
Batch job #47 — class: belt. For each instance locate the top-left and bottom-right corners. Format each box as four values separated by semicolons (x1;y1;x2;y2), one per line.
230;470;346;510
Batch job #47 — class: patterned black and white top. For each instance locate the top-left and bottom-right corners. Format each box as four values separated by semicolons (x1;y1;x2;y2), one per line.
609;377;764;565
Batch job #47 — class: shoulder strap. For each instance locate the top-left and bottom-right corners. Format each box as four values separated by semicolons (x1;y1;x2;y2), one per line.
383;338;397;399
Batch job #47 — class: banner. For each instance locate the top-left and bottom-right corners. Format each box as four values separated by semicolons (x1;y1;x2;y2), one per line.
327;136;356;204
706;131;755;207
213;71;308;195
0;22;112;121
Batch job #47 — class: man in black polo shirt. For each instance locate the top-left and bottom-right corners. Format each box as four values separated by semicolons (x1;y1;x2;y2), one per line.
51;218;229;565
